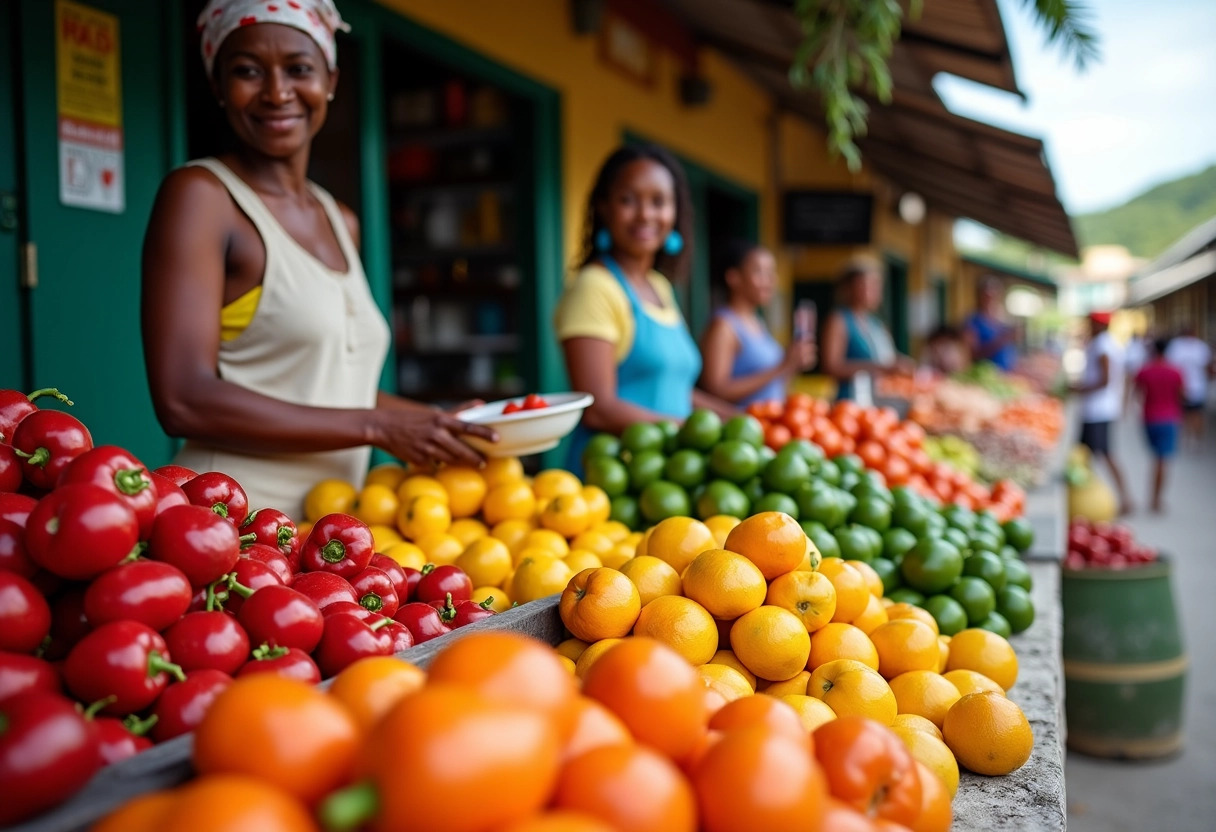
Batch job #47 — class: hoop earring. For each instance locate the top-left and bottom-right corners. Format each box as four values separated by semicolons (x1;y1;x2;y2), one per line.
594;228;612;252
663;230;684;256
327;93;335;102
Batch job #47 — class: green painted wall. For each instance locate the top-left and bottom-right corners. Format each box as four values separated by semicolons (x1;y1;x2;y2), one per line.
0;3;24;391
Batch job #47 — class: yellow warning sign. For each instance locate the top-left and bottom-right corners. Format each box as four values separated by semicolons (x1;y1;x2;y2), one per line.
56;0;122;128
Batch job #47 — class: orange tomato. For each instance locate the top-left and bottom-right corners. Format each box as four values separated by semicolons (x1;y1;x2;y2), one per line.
581;638;708;761
552;744;696;832
562;695;635;762
500;811;617;832
328;657;426;733
693;727;829;832
158;775;316;832
781;407;813;432
910;761;952;832
193;675;359;805
833;413;861;440
838;435;857;456
750;400;784;421
764;423;793;451
822;797;882;832
812;716;923;827
856;440;886;470
882;455;912;487
786;393;816;411
91;791;177;832
708;694;809;745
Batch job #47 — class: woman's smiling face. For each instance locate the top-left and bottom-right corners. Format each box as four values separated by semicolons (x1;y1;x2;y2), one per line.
598;159;677;260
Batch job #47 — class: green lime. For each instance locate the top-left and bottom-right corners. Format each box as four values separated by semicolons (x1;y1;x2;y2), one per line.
890;486;921;508
797;485;848;530
900;538;964;595
805;525;841;561
721;415;766;448
943;527;971;554
834;453;865;476
882;527;918;560
816;459;842;487
834;524;876;563
741;476;766;505
852;481;895;507
942;505;977;534
784;438;825;470
609;495;640;530
962;551;1007;591
838;471;861;493
924;512;949;540
628;450;667;490
1002;518;1035;553
996;585;1035;634
999;545;1020;561
657;420;680;455
677;410;722;451
583;456;630;498
664;449;708;491
870;557;901;594
858;470;891;494
757;444;777;466
696;479;751;520
835;490;858;521
950;576;997;625
709;440;762;484
975;611;1012;639
620;422;665;456
762;448;812;495
1003;558;1032;592
892;502;932;538
923;595;969;636
753;492;799;519
969;530;1004;556
638;480;691;524
887;587;926;607
974;517;1006;548
850;496;892;533
582;433;621;464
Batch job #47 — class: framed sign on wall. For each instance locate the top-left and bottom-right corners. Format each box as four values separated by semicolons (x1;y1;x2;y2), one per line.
782;190;873;245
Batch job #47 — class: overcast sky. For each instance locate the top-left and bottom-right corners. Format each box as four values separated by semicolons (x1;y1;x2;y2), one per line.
935;0;1216;216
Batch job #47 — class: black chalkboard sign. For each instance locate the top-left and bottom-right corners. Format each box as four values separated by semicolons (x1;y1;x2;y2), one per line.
782;191;873;244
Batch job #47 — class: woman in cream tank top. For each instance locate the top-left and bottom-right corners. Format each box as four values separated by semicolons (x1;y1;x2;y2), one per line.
142;1;495;519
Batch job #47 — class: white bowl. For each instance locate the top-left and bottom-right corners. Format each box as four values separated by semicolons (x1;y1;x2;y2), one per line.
457;392;594;457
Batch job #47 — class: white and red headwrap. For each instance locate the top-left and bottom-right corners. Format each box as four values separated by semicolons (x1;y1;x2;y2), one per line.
197;0;350;76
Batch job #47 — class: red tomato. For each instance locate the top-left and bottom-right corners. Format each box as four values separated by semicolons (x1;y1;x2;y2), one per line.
522;394;550;410
502;401;524;415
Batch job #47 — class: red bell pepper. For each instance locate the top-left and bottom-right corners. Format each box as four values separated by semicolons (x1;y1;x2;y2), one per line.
291;570;359;610
150;668;232;743
239;543;294;585
0;651;61;704
9;409;93;490
0;493;36;528
94;712;155;765
0;444;21;493
0;387;72;443
181;471;250;525
58;445;157;538
236;643;321;684
62;621;185;716
300;513;375;579
152;464;197;487
314;612;393;677
236;584;324;653
414;563;473;604
393;601;453;644
82;560;193;632
25;483;141;580
0;517;36;578
147;503;247;588
0;692;101;825
350;566;400;617
163;610;251;676
241;507;300;566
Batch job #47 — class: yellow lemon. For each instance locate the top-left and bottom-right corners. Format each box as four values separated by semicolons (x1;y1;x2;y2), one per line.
455;537;513;588
593;520;632;543
581;485;612;527
702;514;741;548
435;466;487;519
540;493;592;539
531;469;583;500
511;554;574;603
352;484;400;527
364;463;408;490
470;586;512;613
396;495;451;541
447;518;489;548
382;541;426;571
618;555;683;606
304;479;357;523
489;518;534;556
414;533;465;566
481;456;525;489
564;549;604;574
482;481;537;525
395;475;448;506
368;524;403;553
571;529;616;558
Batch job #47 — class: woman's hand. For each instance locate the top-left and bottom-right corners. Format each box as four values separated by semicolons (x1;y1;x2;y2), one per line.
783;340;817;373
376;408;498;468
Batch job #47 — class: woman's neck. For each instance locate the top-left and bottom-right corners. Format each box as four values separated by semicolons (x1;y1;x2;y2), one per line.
607;248;655;283
226;147;312;199
728;295;757;317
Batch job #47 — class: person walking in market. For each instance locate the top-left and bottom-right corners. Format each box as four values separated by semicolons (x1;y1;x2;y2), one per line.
963;276;1019;372
1071;311;1132;515
698;240;816;407
1131;337;1185;513
1164;324;1213;449
140;0;496;519
554;145;736;473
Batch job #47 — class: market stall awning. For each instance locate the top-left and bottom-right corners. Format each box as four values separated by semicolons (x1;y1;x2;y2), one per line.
1126;216;1216;305
657;0;1078;257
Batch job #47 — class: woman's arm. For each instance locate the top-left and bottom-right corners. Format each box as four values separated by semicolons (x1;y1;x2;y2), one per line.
562;337;681;432
699;317;806;403
141;170;494;467
691;388;741;420
819;312;890;381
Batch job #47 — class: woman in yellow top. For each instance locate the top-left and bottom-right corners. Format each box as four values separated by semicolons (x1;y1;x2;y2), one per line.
141;0;494;518
555;145;735;469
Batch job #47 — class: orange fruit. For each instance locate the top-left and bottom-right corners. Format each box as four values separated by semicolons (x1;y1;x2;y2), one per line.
764;570;837;633
571;529;616;557
381;540;426;570
328;657;425;733
887;670;962;729
944;629;1019;691
846;560;884;598
482;456;525;488
565;550;604;574
760;670;811;698
942;691;1033;775
600;545;636;571
364;462;408;490
870;619;941;680
395;475;448;506
512;555;574;603
456;536;513;588
304;478;357;523
500;810;616;832
709;694;807;743
697;664;754;705
777;694;837;733
618;556;683;606
708;650;757;690
730;605;812;682
368;524;404;553
552;744;696;832
581;486;612;527
888;724;958;797
723;512;807;580
435;466;487;519
633;596;718;667
702;515;741;547
885;602;940;636
816;559;869;624
936;635;950;673
643;517;717;574
807;623;880;672
483;481;538;525
556;638;590;663
911;760;953;832
799;537;823;572
560;567;642;642
806;659;897;724
942;668;1005;698
692;727;829;832
352;483;400;527
490;518;536;557
397;495;451;541
414;533;464;566
594;520;632;543
541;493;592;538
524;528;571;558
562;695;634;763
891;713;943;742
581;638;708;761
682;549;767;620
574;638;625;679
448;518;489;549
532;469;583;501
852;593;890;635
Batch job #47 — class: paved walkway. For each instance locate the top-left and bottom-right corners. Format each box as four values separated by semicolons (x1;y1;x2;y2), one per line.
1065;410;1216;832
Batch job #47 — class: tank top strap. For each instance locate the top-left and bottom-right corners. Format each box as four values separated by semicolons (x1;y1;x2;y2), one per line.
307;182;361;271
187;158;290;246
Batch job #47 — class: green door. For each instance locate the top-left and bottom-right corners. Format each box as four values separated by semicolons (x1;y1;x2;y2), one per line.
1;3;25;391
16;0;175;464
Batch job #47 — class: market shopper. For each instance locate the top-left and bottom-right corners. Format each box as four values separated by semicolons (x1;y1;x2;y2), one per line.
963;277;1018;371
555;145;736;470
141;0;495;517
1132;337;1185;513
1164;324;1213;448
1071;311;1132;515
819;257;912;402
698;241;816;406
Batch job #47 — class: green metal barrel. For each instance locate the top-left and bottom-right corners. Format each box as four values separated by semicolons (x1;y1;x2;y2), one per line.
1061;558;1186;759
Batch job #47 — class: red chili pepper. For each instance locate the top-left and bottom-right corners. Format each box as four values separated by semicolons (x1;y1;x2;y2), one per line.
0;518;36;578
0;444;21;493
43;587;91;661
321;600;380;621
350;566;400;617
393;601;452;644
292;569;359;610
181;471;250;525
83;560;193;633
147;504;247;588
25;483;140;580
0;651;61;704
0;571;52;654
241;508;300;565
0;692;101;825
240;544;294;585
369;553;409;603
235;584;324;653
222;559;287;614
58;445;158;538
300;513;375;579
399;565;422;603
9;409;93;490
94;712;155;765
163;610;251;676
314;612;393;678
148;471;190;515
452;596;498;628
0;387;72;443
414;563;473;604
152;464;197;487
151;668;232;743
0;492;36;527
383;620;415;653
62;621;185;715
236;643;321;684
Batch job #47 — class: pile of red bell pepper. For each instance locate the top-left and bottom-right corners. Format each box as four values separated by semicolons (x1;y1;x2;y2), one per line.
0;388;494;825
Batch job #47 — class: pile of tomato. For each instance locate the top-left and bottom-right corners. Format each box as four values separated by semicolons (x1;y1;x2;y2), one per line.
501;393;551;415
1065;519;1159;570
0;387;492;826
746;395;1026;522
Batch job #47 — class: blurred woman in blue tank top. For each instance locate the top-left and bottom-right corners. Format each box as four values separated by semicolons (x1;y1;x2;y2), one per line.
699;241;816;407
820;257;913;401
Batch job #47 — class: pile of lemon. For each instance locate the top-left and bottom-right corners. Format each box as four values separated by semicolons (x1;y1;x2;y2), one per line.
303;460;643;611
558;511;1036;790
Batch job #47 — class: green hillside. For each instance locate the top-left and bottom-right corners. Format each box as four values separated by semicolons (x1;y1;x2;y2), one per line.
1074;164;1216;258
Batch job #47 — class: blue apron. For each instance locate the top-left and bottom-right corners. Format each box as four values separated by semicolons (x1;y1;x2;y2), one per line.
566;256;702;473
837;309;885;401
